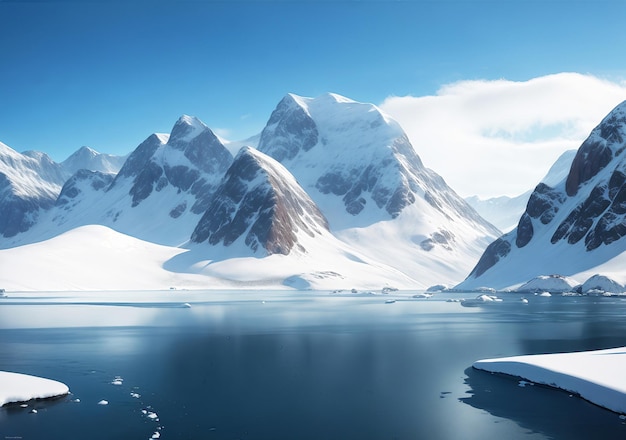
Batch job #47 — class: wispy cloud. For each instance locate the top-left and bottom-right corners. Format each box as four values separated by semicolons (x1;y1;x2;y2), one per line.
380;73;626;198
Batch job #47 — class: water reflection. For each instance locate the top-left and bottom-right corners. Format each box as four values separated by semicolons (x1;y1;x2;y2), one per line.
2;292;626;439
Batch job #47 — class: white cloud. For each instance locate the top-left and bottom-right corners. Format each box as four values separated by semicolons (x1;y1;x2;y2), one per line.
380;73;626;198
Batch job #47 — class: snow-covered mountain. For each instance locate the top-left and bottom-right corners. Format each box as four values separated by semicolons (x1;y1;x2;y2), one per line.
256;93;500;286
0;141;128;240
466;150;577;232
458;101;626;290
0;94;502;290
61;146;127;175
6;115;234;248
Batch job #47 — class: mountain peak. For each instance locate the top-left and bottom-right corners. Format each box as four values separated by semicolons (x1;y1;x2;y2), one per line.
169;114;211;145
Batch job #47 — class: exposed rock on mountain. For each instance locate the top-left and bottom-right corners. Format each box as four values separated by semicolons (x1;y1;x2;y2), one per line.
191;147;329;255
459;101;626;290
112;116;233;215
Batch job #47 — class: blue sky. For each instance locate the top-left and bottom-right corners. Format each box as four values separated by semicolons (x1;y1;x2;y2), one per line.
2;1;626;196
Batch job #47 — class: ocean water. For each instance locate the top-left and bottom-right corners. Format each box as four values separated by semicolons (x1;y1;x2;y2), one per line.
1;290;626;439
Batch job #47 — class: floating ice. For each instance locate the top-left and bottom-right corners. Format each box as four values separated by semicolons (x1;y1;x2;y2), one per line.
0;371;69;406
474;346;626;414
111;376;123;385
98;400;109;405
130;392;141;398
460;294;502;306
412;293;433;298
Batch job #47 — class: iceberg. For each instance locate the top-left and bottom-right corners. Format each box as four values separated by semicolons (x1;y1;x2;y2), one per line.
473;346;626;414
0;371;69;406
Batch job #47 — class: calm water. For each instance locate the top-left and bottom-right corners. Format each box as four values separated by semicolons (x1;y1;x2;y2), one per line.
1;290;626;440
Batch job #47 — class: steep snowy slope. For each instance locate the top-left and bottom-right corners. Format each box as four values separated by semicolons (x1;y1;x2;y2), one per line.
466;150;577;232
257;93;500;286
459;101;626;290
0;142;67;238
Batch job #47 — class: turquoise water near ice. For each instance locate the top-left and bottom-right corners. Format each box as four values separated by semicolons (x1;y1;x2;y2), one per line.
1;291;626;439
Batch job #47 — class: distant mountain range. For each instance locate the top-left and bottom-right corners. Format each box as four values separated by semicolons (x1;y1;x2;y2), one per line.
0;93;499;291
466;149;577;232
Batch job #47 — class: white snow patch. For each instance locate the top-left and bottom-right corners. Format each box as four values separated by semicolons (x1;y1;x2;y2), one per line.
582;274;625;294
0;371;69;406
516;275;579;293
474;346;626;414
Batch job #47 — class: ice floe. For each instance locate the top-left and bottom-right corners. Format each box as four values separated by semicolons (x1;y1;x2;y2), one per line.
473;346;626;414
0;371;69;406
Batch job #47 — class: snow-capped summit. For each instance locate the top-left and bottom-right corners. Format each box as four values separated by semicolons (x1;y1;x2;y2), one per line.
61;146;126;175
191;146;329;256
168;115;210;146
258;93;490;228
257;93;499;286
458;100;626;290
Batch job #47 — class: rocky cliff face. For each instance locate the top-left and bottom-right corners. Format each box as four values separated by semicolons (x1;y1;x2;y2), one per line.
191;147;329;255
462;100;626;286
112;115;233;215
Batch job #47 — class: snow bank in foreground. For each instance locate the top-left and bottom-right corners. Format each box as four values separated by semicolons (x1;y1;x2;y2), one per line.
473;347;626;414
0;371;69;406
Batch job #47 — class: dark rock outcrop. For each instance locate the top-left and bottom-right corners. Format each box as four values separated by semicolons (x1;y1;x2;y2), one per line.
191;147;329;255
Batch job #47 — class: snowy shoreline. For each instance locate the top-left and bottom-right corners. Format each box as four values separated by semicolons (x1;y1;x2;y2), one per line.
0;371;69;406
473;346;626;415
